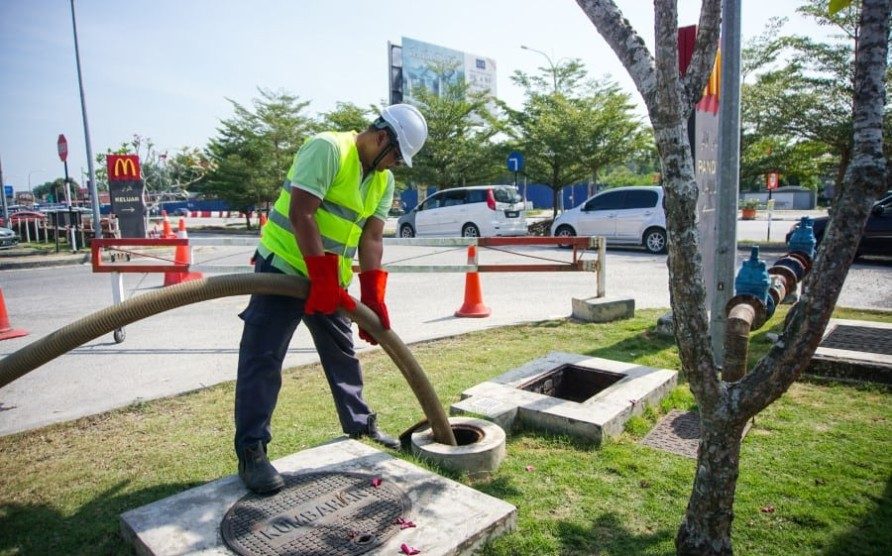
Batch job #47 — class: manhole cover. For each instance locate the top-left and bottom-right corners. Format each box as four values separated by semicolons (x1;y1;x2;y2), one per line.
640;410;700;459
221;471;411;556
821;325;892;356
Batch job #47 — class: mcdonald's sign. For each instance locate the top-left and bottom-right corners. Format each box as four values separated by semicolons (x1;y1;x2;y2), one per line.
696;49;721;115
107;154;141;181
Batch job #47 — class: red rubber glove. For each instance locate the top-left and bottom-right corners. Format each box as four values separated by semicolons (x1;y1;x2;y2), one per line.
305;254;356;315
358;269;390;345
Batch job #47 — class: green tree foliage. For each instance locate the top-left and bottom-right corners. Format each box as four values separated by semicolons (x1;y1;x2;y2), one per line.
163;147;212;196
318;102;375;132
404;78;504;190
577;81;654;187
503;60;650;216
741;0;892;194
203;89;316;227
34;178;77;203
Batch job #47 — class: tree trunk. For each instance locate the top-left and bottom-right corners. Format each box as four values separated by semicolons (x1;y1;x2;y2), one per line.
551;187;559;219
676;420;746;556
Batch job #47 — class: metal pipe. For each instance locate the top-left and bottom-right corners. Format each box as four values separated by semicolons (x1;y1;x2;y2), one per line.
722;301;757;382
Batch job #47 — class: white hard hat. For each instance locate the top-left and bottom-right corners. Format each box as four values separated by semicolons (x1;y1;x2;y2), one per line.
378;104;428;167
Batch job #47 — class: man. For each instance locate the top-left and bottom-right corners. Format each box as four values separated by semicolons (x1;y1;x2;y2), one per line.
234;104;428;494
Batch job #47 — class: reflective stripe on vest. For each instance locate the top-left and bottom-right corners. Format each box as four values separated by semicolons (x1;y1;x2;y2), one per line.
267;209;357;259
259;131;388;285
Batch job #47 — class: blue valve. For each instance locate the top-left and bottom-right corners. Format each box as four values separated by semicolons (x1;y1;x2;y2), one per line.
788;216;816;258
734;246;769;304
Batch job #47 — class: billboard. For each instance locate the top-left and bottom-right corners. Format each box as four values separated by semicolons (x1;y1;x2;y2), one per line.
390;37;497;105
107;154;147;238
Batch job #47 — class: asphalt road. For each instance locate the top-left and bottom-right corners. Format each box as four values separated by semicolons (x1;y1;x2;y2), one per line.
1;219;888;437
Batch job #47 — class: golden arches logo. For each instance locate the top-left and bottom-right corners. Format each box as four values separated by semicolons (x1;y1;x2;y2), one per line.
107;155;141;181
697;50;721;114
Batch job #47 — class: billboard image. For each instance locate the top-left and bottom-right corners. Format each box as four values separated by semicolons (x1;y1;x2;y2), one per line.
391;37;497;105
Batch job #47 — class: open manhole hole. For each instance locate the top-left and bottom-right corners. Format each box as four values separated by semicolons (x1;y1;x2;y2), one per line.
221;471;411;556
821;325;892;356
519;364;624;402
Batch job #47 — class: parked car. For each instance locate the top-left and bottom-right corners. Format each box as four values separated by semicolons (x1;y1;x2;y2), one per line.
397;185;527;238
785;192;892;257
550;186;668;254
0;226;18;249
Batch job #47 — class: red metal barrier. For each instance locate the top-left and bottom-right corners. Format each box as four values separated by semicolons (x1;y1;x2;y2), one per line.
91;238;190;274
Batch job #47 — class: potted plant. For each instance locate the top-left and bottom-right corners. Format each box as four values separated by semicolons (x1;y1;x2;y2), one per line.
740;198;759;220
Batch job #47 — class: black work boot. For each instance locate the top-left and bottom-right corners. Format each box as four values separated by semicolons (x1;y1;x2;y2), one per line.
238;441;285;494
351;414;400;450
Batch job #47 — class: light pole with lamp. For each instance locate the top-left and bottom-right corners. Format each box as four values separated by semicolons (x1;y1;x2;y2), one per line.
520;45;558;93
28;170;45;204
69;0;101;228
520;45;563;210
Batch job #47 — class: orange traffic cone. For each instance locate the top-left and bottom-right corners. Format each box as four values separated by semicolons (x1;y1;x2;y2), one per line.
163;218;204;286
0;288;28;341
454;245;491;318
161;210;173;239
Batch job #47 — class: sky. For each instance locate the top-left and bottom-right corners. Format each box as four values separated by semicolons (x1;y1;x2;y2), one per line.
0;0;830;195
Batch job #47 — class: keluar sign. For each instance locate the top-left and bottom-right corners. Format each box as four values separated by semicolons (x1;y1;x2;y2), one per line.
105;154;146;238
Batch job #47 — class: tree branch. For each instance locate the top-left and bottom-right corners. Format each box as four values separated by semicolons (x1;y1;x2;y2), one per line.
733;0;891;417
682;0;723;116
575;0;657;109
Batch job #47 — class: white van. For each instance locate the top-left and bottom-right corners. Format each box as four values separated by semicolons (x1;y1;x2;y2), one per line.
397;185;527;238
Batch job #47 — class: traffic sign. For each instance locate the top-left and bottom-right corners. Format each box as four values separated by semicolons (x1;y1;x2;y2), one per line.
507;151;525;173
766;171;779;190
57;134;68;162
4;185;12;198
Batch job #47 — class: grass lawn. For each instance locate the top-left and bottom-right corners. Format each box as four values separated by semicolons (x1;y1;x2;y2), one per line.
0;307;889;555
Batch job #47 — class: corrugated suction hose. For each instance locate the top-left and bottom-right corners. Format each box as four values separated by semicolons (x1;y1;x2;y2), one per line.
0;273;457;446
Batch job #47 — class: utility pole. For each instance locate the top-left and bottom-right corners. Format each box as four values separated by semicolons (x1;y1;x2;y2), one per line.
70;0;100;227
520;45;558;93
711;0;743;366
0;156;8;222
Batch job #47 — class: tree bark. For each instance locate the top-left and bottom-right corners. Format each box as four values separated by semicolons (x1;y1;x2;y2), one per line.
576;0;890;554
676;421;746;556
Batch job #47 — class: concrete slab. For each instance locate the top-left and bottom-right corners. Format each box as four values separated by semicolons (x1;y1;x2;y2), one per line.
451;352;677;443
120;438;516;556
571;296;634;323
807;318;892;384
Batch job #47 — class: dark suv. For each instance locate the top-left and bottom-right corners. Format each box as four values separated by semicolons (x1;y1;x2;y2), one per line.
786;193;892;257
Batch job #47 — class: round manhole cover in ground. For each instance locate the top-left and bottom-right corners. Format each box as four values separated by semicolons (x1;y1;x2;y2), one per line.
221;471;411;556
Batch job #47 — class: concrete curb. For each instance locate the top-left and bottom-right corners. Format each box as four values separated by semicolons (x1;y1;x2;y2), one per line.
0;253;89;270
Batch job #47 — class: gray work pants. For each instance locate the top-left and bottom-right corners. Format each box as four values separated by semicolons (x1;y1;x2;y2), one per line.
234;253;371;453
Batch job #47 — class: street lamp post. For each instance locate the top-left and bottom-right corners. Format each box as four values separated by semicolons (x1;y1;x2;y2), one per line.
28;170;45;201
520;44;558;93
69;0;101;228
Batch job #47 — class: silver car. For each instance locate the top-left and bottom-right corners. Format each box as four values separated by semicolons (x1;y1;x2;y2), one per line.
0;226;18;250
550;186;667;254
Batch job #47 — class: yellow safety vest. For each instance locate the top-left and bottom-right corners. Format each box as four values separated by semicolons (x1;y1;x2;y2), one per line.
260;132;389;286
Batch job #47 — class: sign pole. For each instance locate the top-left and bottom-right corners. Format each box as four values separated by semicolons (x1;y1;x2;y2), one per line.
711;0;743;367
62;160;71;206
70;0;101;229
0;156;8;223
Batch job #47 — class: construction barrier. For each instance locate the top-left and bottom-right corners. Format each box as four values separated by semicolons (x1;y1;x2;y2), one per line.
91;235;606;338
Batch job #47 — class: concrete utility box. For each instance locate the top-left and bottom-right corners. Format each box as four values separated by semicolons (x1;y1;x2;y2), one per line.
451;352;677;444
571;296;634;323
